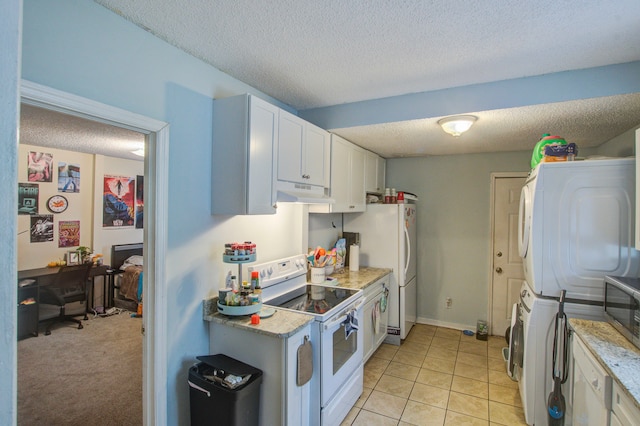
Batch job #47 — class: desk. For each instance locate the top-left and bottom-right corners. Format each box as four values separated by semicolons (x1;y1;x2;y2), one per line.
17;264;113;338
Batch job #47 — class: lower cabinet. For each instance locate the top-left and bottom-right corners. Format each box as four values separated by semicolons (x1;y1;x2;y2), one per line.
611;381;640;426
362;274;390;363
209;321;314;426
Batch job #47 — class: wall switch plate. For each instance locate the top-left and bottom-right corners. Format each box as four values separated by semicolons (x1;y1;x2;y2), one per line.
445;297;452;309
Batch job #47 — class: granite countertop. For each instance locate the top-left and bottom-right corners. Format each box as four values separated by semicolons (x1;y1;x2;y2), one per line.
203;298;314;338
328;267;392;290
569;318;640;410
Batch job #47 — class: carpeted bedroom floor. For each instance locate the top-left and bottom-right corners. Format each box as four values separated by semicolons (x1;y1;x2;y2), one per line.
17;310;142;426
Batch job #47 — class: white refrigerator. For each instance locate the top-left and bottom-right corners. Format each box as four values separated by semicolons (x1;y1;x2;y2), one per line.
344;202;417;344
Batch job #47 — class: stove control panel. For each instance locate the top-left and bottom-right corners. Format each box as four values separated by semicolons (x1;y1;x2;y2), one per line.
248;254;308;289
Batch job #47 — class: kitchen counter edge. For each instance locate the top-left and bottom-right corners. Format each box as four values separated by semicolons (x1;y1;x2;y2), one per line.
328;267;392;290
203;298;314;338
569;318;640;410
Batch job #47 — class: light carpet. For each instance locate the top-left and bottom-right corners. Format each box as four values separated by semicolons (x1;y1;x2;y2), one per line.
18;311;142;426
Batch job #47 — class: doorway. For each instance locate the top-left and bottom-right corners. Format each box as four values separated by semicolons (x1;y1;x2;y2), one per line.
489;173;527;337
19;80;169;425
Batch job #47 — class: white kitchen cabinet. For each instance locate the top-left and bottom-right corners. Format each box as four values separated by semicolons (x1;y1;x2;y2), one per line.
611;381;640;426
310;134;365;213
364;150;386;195
211;94;278;215
362;274;390;362
209;321;314;426
278;109;330;188
636;129;640;250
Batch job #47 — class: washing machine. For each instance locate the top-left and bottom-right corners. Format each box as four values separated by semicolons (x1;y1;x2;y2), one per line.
517;281;605;426
518;158;639;302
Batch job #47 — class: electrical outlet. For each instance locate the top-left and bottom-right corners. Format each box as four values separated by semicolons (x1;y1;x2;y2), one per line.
446;297;452;309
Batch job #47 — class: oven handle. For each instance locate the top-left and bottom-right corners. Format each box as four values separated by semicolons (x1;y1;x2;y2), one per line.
323;298;365;330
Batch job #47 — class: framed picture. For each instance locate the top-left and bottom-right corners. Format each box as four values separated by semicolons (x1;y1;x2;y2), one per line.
67;251;79;265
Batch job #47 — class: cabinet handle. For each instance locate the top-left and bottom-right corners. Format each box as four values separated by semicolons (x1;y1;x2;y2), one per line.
302;174;310;179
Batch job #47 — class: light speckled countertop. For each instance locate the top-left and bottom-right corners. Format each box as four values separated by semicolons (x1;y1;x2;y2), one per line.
328;267;392;290
202;298;313;338
202;267;391;338
569;318;640;410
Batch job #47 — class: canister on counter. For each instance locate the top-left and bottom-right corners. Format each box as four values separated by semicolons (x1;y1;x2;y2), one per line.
476;320;488;341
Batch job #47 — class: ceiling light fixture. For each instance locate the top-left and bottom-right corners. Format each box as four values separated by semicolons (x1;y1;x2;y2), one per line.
438;115;477;137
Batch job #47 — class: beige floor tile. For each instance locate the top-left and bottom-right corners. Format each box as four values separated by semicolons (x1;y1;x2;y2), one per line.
488;335;507;347
375;374;415;398
412;324;438;336
373;343;400;361
451;376;489;399
401;399;447;425
393;349;426;367
487;345;505;360
409;382;450;409
444;411;489;425
459;341;488;356
364;366;385;388
354;386;373;408
366;356;391;372
456;352;488;368
435;328;462;340
386;361;421;381
352;408;399;426
430;337;460;351
399;340;430;355
488;401;527;425
454;361;489;382
427;346;458;361
341;406;360;425
447;391;489;420
487;357;506;372
416;368;453;390
423;355;456;374
363;390;408;420
489;383;522;407
487;369;517;389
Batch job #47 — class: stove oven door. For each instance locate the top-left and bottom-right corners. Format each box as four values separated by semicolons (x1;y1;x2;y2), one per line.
320;297;364;408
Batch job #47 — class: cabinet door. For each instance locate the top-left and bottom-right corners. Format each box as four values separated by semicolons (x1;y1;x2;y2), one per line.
248;97;279;213
612;381;640;425
328;135;351;211
349;147;366;211
362;297;376;363
364;151;378;193
376;155;386;194
278;110;305;184
304;124;330;187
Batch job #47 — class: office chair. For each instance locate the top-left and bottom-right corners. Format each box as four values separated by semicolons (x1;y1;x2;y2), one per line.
39;263;92;335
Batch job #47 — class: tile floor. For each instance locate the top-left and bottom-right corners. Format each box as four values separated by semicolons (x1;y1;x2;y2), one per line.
341;324;527;425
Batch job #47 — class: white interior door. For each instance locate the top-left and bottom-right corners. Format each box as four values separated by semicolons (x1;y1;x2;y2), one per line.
490;174;527;336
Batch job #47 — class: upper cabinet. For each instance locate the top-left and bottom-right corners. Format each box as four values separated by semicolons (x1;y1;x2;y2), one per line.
364;151;386;195
278;109;330;188
311;134;366;213
211;94;278;215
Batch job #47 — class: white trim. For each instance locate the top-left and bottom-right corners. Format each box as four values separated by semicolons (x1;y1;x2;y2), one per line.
488;172;528;336
20;80;169;426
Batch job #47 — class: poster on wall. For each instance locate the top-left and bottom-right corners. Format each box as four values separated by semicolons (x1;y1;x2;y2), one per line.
58;162;80;193
18;183;39;215
27;151;53;182
58;220;80;248
30;214;53;243
103;175;135;227
135;175;144;229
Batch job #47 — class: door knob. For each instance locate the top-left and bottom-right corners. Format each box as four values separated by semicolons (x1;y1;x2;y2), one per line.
496;251;503;257
495;267;503;273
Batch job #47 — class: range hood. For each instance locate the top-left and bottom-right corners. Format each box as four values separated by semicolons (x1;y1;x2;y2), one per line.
276;181;334;204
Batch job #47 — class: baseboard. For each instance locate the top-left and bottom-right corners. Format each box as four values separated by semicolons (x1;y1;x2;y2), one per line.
416;316;478;333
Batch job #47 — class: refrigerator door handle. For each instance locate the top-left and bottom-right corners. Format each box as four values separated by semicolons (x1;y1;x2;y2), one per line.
404;223;410;277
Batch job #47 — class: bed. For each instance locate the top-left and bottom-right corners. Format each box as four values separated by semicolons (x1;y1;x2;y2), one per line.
110;243;144;311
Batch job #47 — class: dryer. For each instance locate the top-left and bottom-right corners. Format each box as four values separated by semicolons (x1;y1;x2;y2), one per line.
517;280;604;426
518;158;639;302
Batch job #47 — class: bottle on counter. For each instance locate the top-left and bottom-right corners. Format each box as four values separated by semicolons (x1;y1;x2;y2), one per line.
251;271;259;291
384;188;391;204
252;271;262;302
390;188;397;204
230;275;238;292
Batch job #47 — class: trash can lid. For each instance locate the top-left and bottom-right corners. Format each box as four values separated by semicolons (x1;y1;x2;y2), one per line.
196;354;262;377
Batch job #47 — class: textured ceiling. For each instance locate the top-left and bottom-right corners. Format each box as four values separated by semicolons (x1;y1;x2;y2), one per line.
24;1;640;158
20;104;145;161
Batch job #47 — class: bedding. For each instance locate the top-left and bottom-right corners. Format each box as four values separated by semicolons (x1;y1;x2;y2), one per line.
120;266;143;302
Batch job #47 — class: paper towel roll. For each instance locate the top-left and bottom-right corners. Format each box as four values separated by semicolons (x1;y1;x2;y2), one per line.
349;244;360;271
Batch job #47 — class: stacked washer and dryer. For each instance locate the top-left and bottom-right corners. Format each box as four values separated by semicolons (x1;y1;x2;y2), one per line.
511;158;640;425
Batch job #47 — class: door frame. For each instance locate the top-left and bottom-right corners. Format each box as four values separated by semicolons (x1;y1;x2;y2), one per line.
487;172;528;336
20;80;169;426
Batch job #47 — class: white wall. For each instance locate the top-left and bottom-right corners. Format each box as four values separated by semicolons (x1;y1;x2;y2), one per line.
93;154;144;265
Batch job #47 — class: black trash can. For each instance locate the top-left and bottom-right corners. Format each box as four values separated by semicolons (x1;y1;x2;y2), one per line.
188;354;263;426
